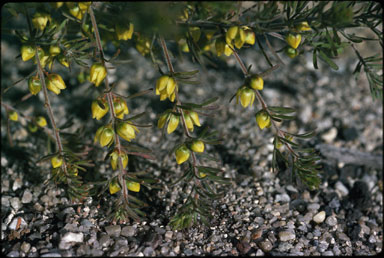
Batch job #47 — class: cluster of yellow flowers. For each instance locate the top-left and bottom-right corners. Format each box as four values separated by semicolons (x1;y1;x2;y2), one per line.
285;21;311;58
174;139;205;165
155;75;177;102
109;178;140;195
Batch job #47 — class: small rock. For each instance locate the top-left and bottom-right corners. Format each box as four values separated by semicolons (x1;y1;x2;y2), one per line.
61;232;84;243
99;234;111;247
121;226;136;237
105;225;121;237
21;190;33;203
143;246;154;256
10;197;22;210
325;216;337;227
8;217;27;230
237;241;251;255
313;211;326;223
275;193;291;203
164;231;173;239
279;230;296;242
322;127;338;143
20;242;31;253
335;181;349;196
12;178;23;191
258;239;273;252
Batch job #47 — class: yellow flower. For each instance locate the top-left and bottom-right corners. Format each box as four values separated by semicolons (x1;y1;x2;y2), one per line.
236;86;255;108
109;179;121;194
224;43;234;56
46;74;66;95
226;26;246;49
49;45;61;56
199;172;207;178
78;2;92;12
91;98;109;120
69;4;83;20
99;127;115;147
115;23;134;41
36;116;47;127
189;111;201;127
8;111;18;121
126;181;140;192
155;75;177;101
295;21;311;32
58;54;69;68
215;38;225;57
28;123;38;133
136;36;151;56
226;26;238;44
175;145;190;165
117;122;139;142
184;113;194;132
50;2;63;9
157;112;169;129
51;155;63;168
89;63;107;87
190;140;204;153
286;33;302;49
32;12;50;31
243;26;255;45
167;114;179;134
249;75;264;90
113;97;129;119
110;150;128;170
255;110;271;130
28;76;42;95
94;126;104;143
21;45;35;61
189;27;201;42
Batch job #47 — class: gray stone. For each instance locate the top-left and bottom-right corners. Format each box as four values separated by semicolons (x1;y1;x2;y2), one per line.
335;181;349;196
325;216;338;226
10;197;22;210
61;232;84;243
279;230;296;242
105;225;121;237
258;239;273;252
143;246;154;256
99;234;111;247
20;242;31;253
21;190;33;203
121;226;136;237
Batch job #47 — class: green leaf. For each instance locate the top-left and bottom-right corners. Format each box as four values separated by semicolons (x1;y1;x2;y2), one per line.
318;50;339;70
268;106;296;114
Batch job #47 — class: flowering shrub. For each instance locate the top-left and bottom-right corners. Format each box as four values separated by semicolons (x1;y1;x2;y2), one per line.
1;2;382;229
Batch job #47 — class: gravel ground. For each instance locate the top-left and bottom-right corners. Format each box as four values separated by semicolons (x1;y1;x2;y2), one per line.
1;29;383;257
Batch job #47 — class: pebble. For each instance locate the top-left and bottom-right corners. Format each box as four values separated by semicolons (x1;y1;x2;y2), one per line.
258;239;273;252
10;197;22;210
335;181;349;196
61;232;84;243
325;216;338;226
21;190;33;203
278;230;296;242
313;211;326;223
105;225;121;237
121;226;136;237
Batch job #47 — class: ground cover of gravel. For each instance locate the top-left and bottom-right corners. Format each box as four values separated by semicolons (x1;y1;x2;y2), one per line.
1;29;383;256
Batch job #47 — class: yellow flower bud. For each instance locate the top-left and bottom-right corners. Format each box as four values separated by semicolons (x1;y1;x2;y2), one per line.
215;38;225;57
243;27;255;45
51;155;63;168
49;45;61;56
286;33;302;49
175;145;190;165
89;63;107;87
249;75;264;90
224;43;234;56
8;111;18;121
156;75;176;97
285;47;299;59
94;126;104;143
136;36;151;56
190;140;204;153
199;172;207;178
58;54;69;68
99;127;114;147
126;181;140;192
36;116;47;127
113;98;129;119
110;150;128;170
189;111;201;127
46;74;66;95
184;113;194;132
157;112;169;129
234;27;246;49
32;12;50;31
28;76;42;95
189;27;201;42
295;21;311;32
236;87;255;108
226;26;238;44
109;179;121;194
115;23;134;41
78;2;91;12
69;5;83;20
21;45;35;61
91;98;109;120
117;122;139;142
256;110;271;130
167;114;179;134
